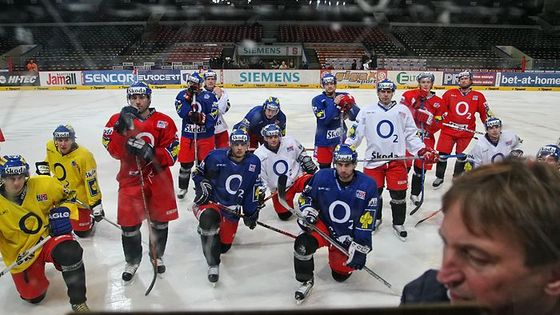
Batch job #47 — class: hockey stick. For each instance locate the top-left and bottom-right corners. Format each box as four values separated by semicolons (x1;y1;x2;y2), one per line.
410;108;427;216
193;93;199;168
358;153;466;163
72;198;122;231
277;175;395;292
208;202;297;239
136;157;158;296
414;209;442;227
442;122;484;135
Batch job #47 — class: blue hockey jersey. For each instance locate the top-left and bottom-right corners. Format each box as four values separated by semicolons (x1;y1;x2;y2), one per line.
311;92;360;147
298;168;378;249
232;106;287;144
193;149;262;221
175;89;218;139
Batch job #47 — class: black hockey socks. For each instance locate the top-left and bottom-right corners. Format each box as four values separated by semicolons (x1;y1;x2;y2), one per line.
411;166;424;196
435;152;449;179
52;240;87;305
294;234;319;283
122;225;142;265
198;209;221;266
150;221;168;259
179;162;194;190
376;187;384;220
389;190;406;225
453;155;468;177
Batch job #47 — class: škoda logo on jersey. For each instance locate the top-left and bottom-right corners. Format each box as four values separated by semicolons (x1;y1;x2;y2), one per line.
370;152;399;159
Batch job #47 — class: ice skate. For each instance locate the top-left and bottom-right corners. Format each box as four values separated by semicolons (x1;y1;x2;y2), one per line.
208;265;219;286
432;178;444;189
71;302;90;312
410;194;421;206
122;262;140;282
153;257;165;274
177;189;187;200
393;224;408;242
295;278;314;304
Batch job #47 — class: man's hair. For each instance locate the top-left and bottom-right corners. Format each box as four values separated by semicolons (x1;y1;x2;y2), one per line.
442;159;560;267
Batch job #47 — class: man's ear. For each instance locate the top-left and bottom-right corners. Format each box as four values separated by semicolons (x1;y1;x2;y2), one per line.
544;264;560;296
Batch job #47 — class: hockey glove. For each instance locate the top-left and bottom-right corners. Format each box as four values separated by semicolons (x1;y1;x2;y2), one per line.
255;186;266;210
336;94;356;113
297;207;318;231
345;241;371;270
509;149;524;158
418;147;439;164
49;206;73;236
35;161;51;175
189;111;206;125
91;203;105;222
126;137;155;162
114;106;139;135
299;155;318;174
194;179;213;206
243;210;259;230
414;108;434;126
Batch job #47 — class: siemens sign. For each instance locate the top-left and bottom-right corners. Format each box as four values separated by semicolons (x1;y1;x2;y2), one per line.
239;71;301;83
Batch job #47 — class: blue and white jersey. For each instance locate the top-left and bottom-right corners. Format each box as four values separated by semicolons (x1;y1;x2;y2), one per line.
233;106;287;143
203;86;230;134
469;130;522;168
312;92;360;147
298;169;378;249
174;89;218;139
193;149;262;221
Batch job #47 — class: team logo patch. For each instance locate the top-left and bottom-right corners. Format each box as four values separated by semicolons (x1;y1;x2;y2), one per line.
287;145;294;152
356;190;366;200
506;140;512;145
157;120;168;128
204;94;210;99
433;102;440;108
473;95;478;101
103;127;113;136
359;211;373;229
36;193;48;202
249;164;256;172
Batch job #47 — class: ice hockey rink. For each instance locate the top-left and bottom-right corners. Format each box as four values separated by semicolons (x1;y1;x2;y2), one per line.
0;88;558;313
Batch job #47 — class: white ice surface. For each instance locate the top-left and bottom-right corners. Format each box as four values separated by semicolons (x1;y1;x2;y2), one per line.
0;88;558;313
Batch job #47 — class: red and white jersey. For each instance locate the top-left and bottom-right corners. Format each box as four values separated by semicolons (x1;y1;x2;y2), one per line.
469;130;522;168
400;89;442;135
345;101;425;169
439;88;490;138
253;135;305;191
204;87;230;134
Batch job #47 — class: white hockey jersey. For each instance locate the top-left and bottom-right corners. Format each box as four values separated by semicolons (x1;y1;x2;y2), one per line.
469;130;522;168
205;87;230;134
253;135;305;191
345;101;425;169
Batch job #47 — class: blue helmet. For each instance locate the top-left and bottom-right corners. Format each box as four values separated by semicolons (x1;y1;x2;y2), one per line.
188;72;204;86
333;144;358;164
230;129;249;145
203;70;217;80
262;97;280;114
377;79;396;92
127;82;152;99
0;155;30;178
537;145;560;161
53;124;76;140
485;117;502;130
321;73;337;86
261;124;282;137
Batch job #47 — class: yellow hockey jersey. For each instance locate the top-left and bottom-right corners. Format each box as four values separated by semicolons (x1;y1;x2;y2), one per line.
0;176;78;273
45;141;102;208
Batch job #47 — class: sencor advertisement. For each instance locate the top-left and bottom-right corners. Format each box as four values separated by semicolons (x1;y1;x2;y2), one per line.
442;71;496;86
40;71;82;86
387;71;444;86
498;72;560;87
83;70;136;86
0;71;39;86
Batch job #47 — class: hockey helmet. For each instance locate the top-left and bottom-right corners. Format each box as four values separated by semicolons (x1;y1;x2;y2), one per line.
261;124;282;138
417;72;435;83
0;155;30;178
204;70;217;80
188;72;204;86
262;97;280;114
53;124;76;140
485;117;502;130
230;129;250;145
333;144;358;164
321;73;337;86
377;79;397;92
458;71;473;80
127;82;152;99
537;145;560;161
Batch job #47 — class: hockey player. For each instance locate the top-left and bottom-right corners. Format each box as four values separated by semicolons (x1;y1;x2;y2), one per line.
192;129;263;284
466;117;523;169
400;72;443;205
0;155;89;312
536;144;560;170
35;125;104;238
203;70;231;149
433;71;492;187
253;124;317;220
312;73;360;169
293;144;377;302
103;82;179;281
345;79;439;240
232;96;287;149
175;72;218;199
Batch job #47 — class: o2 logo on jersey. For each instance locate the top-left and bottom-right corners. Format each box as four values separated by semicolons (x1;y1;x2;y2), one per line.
455;101;472;119
272;160;289;176
328;201;351;224
491;153;505;163
225;174;243;196
376;120;398;143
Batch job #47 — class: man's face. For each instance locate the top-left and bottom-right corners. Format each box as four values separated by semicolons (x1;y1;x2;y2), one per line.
264;108;278;120
230;142;248;159
323;82;336;95
377;89;394;104
419;78;433;92
205;77;216;89
459;76;472;89
486;125;501;141
538;155;560;168
2;174;26;196
129;94;150;113
55;137;74;155
437;203;552;314
264;135;280;149
335;162;355;182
